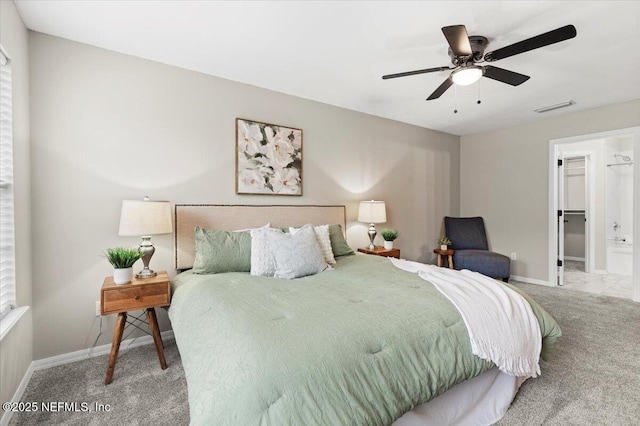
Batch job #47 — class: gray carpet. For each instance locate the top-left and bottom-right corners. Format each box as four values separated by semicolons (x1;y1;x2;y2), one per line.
10;283;640;425
497;283;640;425
10;340;189;426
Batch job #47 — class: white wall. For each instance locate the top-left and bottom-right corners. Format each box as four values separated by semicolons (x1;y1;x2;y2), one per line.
606;136;634;244
461;99;640;282
0;0;33;415
29;32;460;359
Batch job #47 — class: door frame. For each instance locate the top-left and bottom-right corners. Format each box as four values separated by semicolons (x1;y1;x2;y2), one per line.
548;126;640;302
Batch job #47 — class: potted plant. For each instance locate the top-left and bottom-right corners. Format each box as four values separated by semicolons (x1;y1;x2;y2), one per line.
437;236;451;251
105;247;142;285
381;228;400;250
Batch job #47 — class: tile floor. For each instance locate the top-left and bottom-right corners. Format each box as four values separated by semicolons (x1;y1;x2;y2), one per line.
560;260;633;300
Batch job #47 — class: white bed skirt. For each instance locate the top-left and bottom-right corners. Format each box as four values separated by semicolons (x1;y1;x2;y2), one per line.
393;367;526;426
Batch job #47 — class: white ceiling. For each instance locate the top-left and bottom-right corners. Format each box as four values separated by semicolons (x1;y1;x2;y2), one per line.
14;1;640;136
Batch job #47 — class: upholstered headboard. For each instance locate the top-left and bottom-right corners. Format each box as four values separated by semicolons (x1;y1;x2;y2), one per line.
174;204;347;270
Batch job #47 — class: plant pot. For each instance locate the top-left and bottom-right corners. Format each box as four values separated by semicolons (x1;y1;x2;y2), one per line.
384;240;394;250
440;245;448;251
113;267;133;285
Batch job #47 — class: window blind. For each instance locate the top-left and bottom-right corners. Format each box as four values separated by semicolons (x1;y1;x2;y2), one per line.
0;48;16;320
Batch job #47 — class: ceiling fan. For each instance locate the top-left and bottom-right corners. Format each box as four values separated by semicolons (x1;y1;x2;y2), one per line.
382;24;577;101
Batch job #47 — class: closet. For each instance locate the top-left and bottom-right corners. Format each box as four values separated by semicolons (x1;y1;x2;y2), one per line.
564;157;586;266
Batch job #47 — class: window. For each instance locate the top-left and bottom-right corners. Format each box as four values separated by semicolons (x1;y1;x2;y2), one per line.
0;47;16;321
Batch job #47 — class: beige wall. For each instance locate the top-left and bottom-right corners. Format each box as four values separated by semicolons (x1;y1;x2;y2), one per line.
0;0;33;414
461;99;640;282
29;32;460;359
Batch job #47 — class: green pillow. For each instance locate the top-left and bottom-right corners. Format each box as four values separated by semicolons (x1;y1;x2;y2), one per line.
192;227;251;274
328;224;355;257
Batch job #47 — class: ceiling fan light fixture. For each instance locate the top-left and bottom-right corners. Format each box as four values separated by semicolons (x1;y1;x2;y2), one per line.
383;24;576;102
451;66;483;86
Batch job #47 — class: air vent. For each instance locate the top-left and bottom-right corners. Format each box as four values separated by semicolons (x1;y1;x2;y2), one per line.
534;100;575;113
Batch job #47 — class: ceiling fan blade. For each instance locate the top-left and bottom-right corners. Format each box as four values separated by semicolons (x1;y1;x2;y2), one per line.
483;66;530;86
426;77;453;100
382;66;451;80
442;25;473;57
484;24;577;62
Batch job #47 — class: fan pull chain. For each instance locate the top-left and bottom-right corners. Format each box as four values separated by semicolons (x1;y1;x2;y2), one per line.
477;79;482;105
454;84;458;114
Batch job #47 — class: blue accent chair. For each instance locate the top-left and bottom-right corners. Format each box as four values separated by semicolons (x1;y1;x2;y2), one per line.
444;216;510;282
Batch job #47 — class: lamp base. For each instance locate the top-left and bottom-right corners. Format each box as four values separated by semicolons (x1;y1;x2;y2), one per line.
136;267;157;279
368;223;377;250
137;236;157;279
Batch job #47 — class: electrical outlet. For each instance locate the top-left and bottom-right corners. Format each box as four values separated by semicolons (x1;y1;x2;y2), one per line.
95;301;101;317
510;252;517;261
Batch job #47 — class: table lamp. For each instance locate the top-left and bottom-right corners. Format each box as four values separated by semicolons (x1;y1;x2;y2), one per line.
118;196;172;278
358;200;387;250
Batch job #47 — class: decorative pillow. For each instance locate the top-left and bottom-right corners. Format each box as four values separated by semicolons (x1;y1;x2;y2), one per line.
290;224;336;265
250;227;283;277
192;227;251;274
328;224;355;257
266;224;329;279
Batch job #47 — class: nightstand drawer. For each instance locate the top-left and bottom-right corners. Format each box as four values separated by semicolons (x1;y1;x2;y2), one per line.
102;282;170;315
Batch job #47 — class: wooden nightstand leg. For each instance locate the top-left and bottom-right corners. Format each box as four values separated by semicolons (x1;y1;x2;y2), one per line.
437;254;443;267
105;312;126;385
448;255;454;269
147;308;167;370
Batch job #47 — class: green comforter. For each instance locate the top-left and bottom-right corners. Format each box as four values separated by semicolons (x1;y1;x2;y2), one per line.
169;254;561;425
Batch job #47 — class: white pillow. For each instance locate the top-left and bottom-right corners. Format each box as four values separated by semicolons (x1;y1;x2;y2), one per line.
266;224;329;279
250;226;282;276
289;224;336;265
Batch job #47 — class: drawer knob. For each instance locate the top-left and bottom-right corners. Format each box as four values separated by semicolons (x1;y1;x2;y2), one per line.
134;295;140;301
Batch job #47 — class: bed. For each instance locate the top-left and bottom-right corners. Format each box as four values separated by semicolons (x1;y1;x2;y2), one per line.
169;205;561;425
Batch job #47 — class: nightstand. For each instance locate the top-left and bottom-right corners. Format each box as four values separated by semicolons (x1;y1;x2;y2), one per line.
433;248;455;269
358;246;401;259
100;271;171;385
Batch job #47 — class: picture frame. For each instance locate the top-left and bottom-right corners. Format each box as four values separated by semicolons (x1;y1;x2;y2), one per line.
235;118;303;196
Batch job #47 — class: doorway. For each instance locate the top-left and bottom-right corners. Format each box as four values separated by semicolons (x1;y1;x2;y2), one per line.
560;154;593;279
549;127;639;302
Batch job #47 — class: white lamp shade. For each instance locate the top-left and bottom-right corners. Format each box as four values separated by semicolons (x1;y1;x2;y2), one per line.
118;199;173;236
358;200;387;224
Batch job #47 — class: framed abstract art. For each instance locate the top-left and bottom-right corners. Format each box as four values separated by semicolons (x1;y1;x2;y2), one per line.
235;118;303;196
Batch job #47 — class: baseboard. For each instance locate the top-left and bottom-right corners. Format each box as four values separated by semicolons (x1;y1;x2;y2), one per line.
33;330;175;371
564;256;585;261
510;275;553;287
0;361;35;426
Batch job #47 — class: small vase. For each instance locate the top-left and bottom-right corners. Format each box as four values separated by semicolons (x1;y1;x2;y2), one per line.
384;240;394;250
440;244;448;251
113;267;133;285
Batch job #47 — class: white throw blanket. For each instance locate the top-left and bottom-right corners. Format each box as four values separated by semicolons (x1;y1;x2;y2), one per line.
390;258;542;378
